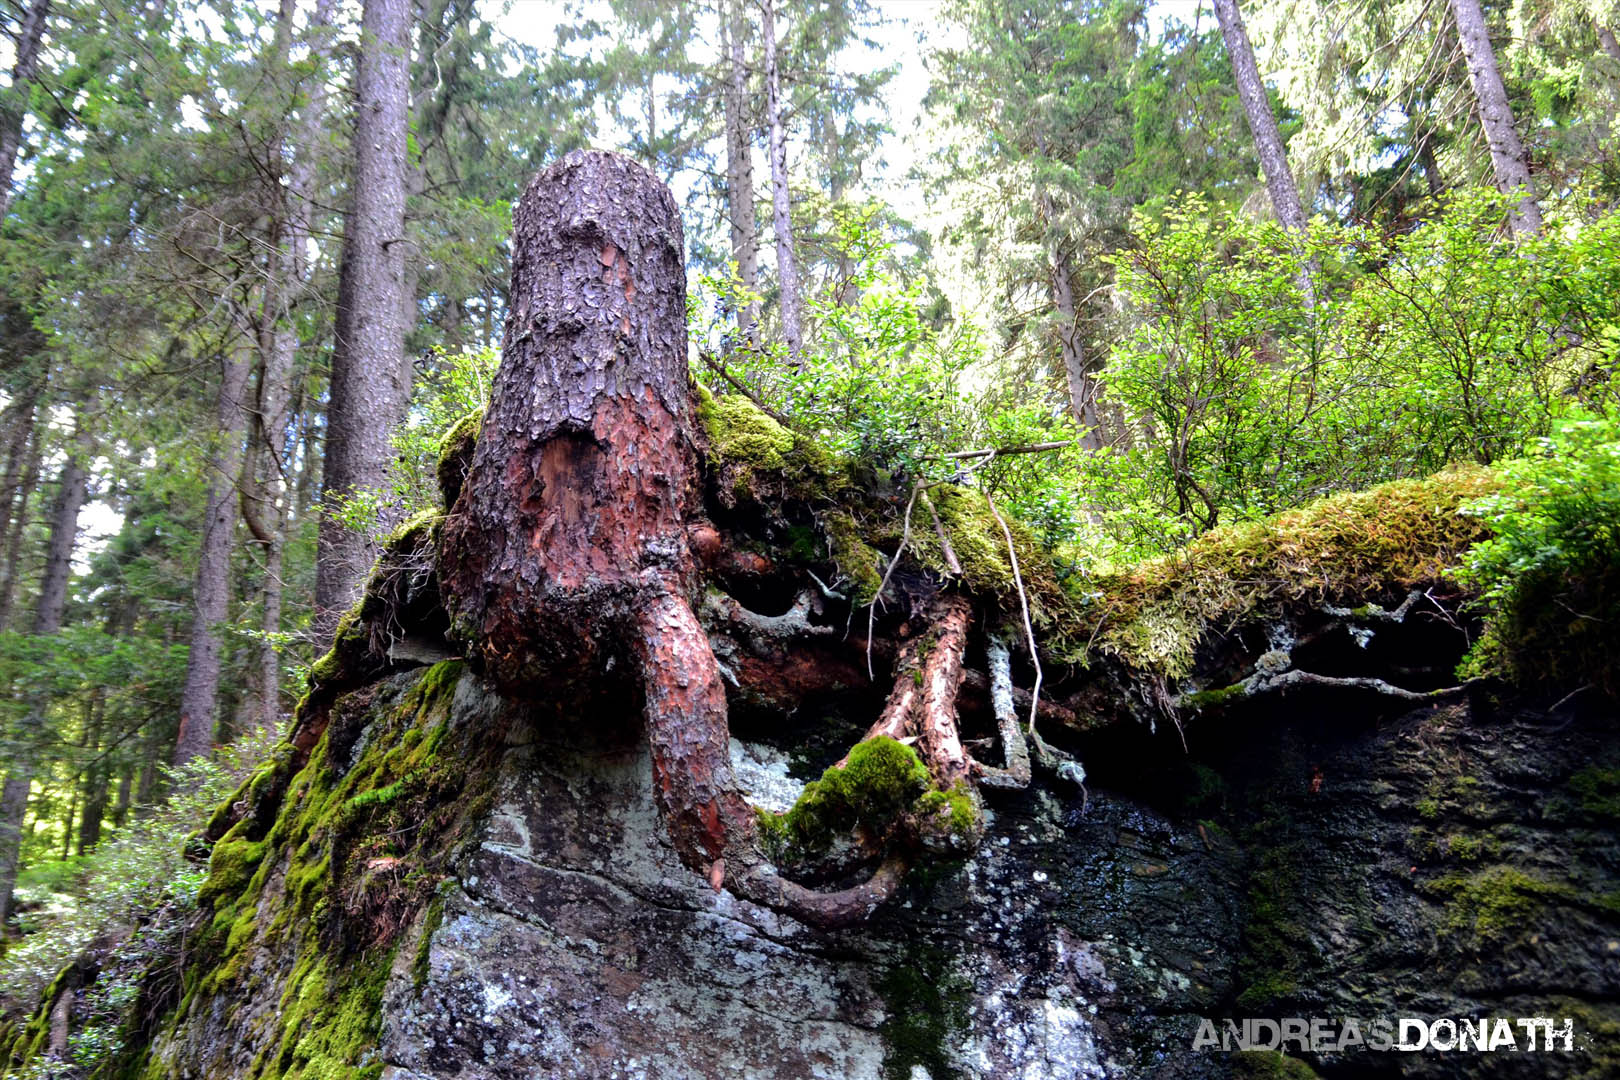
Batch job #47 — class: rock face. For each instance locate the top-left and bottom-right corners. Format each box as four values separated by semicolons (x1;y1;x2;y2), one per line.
349;666;1616;1080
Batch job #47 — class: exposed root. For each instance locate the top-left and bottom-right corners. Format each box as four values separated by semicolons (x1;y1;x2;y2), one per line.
1177;655;1476;710
701;589;831;641
915;594;975;788
973;635;1032;790
732;854;911;930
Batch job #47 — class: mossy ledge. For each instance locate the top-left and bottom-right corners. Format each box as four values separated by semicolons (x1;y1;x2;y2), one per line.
92;661;504;1080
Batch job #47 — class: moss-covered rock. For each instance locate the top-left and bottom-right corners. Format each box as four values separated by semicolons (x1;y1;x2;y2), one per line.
1081;465;1500;677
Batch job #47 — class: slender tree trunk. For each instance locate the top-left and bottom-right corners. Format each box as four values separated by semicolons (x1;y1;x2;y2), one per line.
314;0;413;643
0;0;50;218
244;0;334;730
172;344;253;766
761;0;802;360
0;387;39;539
722;0;760;341
0;431;89;925
0;421;44;631
76;688;107;854
110;760;132;829
1449;0;1542;235
1211;0;1308;234
1599;25;1620;63
1030;158;1105;451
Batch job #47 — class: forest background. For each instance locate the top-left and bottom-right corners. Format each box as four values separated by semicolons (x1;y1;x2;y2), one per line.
0;0;1616;1037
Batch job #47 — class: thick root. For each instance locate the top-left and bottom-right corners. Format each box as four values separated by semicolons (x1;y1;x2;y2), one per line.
915;594;975;788
635;582;917;930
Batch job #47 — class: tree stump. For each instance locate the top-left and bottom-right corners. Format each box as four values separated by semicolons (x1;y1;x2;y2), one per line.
438;150;989;928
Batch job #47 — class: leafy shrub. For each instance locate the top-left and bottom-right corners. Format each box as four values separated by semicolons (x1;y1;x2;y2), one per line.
1454;414;1620;695
1092;190;1619;560
0;725;278;1048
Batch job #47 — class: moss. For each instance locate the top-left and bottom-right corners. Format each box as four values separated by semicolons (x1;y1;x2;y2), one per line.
1230;1050;1322;1079
435;411;481;507
1235;841;1312;1011
1082;465;1501;677
823;511;886;604
1569;767;1620;820
1425;864;1575;945
878;946;971;1080
198;838;268;907
90;660;499;1080
697;386;795;470
759;736;931;862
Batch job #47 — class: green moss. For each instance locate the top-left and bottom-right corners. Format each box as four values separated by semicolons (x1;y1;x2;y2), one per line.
90;660;499;1080
198;838;268;907
436;411;481;507
823;512;885;604
697;386;795;470
1083;465;1500;677
1230;1050;1322;1079
1569;767;1620;820
1425;865;1576;944
878;947;971;1080
759;736;930;862
1235;841;1311;1010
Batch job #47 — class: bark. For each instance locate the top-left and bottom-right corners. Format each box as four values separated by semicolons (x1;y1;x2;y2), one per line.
0;432;89;925
0;411;42;630
173;345;254;766
761;0;802;360
1049;231;1105;451
0;387;39;540
76;690;107;853
0;0;49;219
1449;0;1542;235
439;151;920;929
722;0;761;341
244;0;335;730
1600;25;1620;63
1211;0;1309;235
314;0;413;643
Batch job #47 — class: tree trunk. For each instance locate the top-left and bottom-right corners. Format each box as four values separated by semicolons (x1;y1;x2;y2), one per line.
1211;0;1307;232
314;0;414;644
172;344;254;766
722;0;760;341
0;432;89;925
0;387;39;540
76;689;107;854
0;0;50;218
761;0;802;360
439;151;916;930
1600;25;1620;63
244;0;334;730
1449;0;1542;235
0;417;43;631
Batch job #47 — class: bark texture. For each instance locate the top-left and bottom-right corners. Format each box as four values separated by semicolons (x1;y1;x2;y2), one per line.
761;0;802;360
314;0;413;643
0;0;49;219
173;346;254;765
246;0;335;729
439;151;938;928
1211;0;1309;235
722;0;760;341
1449;0;1542;235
